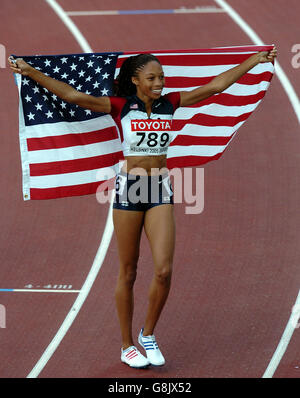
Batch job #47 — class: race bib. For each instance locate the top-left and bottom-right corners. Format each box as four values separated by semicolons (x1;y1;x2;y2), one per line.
130;119;172;155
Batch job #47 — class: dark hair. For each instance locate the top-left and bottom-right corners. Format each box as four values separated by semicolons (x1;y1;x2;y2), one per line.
114;53;161;97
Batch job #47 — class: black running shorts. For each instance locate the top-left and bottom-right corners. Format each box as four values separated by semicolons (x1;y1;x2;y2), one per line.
113;171;174;212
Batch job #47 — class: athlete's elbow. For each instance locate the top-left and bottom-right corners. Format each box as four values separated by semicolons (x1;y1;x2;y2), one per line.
210;81;223;94
209;75;228;94
214;86;223;94
64;89;80;105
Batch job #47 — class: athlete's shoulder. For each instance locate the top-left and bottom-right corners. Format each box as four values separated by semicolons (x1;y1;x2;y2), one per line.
162;92;181;111
108;96;127;118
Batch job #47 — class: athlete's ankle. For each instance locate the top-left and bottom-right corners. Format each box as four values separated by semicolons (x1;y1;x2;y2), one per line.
122;342;134;350
142;327;154;336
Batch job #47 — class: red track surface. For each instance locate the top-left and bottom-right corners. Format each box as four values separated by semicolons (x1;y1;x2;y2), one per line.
0;0;300;380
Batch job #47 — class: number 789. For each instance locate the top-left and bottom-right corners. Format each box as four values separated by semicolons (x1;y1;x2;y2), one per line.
136;132;170;147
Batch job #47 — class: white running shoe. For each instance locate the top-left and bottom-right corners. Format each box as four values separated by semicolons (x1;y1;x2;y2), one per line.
121;346;150;369
138;328;166;366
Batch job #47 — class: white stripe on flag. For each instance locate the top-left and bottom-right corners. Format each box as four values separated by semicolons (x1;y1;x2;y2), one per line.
28;139;122;164
174;102;259;118
169;121;244;138
21;115;116;139
115;62;273;79
116;51;261;60
169;121;244;139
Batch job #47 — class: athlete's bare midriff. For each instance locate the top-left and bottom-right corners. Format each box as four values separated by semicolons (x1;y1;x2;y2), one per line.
121;155;168;175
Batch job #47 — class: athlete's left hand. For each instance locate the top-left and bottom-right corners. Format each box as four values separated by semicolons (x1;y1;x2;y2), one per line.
8;56;32;75
258;46;277;63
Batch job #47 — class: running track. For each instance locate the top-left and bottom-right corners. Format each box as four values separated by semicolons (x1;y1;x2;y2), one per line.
0;0;300;380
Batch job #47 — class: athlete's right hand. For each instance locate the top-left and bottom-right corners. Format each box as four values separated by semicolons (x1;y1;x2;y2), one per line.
8;57;32;76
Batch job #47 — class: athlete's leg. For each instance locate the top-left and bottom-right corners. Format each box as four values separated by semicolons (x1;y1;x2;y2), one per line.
142;204;175;336
113;208;145;350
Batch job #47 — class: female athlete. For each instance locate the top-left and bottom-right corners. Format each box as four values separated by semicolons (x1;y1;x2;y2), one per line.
9;46;277;369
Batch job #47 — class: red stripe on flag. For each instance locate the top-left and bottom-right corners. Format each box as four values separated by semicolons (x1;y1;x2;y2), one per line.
171;134;234;147
29;180;109;200
190;91;267;107
167;153;223;169
30;151;124;176
155;53;256;66
27;126;119;151
165;71;272;88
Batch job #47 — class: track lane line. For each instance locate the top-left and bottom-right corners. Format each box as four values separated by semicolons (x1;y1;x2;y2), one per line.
0;289;80;293
262;289;300;378
45;0;92;52
26;0;114;378
214;0;300;377
66;7;226;16
27;199;114;378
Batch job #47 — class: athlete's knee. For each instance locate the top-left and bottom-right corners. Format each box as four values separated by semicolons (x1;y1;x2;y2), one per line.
118;261;138;288
154;262;172;285
124;267;137;287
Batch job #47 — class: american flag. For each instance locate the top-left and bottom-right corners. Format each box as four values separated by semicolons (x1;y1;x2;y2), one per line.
14;46;274;200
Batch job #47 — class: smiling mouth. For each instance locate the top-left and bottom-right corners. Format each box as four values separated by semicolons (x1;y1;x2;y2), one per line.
152;89;162;94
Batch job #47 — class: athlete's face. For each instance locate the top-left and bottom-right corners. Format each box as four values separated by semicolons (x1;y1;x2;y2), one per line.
132;61;165;101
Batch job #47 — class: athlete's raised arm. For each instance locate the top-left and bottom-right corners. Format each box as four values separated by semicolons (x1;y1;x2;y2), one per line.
8;57;111;114
179;46;277;107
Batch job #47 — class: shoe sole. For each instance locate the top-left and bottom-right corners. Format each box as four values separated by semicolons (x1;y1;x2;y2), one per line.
148;361;165;367
121;359;150;369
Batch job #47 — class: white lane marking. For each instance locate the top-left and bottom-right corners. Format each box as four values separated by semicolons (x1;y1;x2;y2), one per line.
45;0;92;52
214;0;300;377
3;289;80;293
263;290;300;378
214;0;300;125
66;7;226;16
27;199;114;378
27;0;115;378
175;6;225;13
